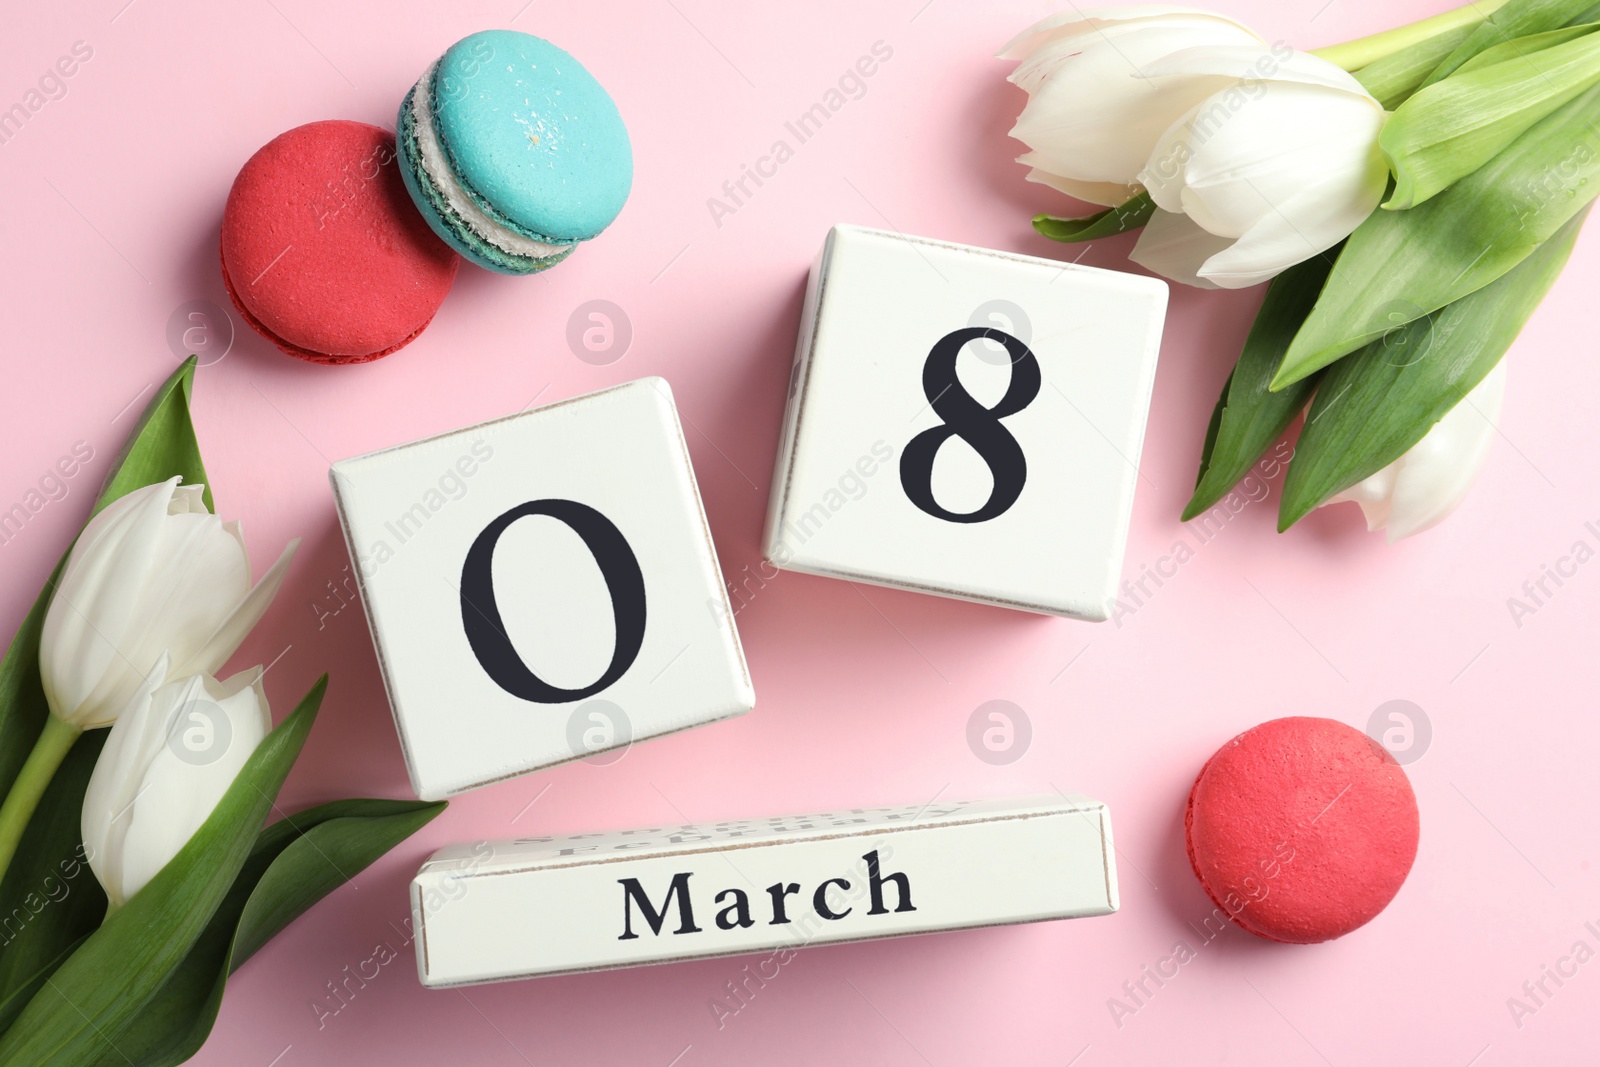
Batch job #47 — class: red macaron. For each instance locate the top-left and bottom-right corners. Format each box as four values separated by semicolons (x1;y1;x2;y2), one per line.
1185;716;1419;944
221;120;459;364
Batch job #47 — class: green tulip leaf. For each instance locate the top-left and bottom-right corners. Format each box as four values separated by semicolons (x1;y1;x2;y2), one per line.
95;357;210;517
1279;207;1586;528
1455;22;1598;75
1273;80;1600;390
0;732;105;1036
88;799;444;1067
231;800;442;967
1384;24;1600;209
1033;192;1154;243
1354;24;1476;109
1423;0;1600;85
1184;254;1334;521
0;581;61;820
0;358;206;1032
0;677;324;1066
0;935;85;1040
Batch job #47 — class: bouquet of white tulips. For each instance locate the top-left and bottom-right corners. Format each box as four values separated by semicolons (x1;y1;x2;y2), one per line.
0;360;443;1066
1005;0;1598;540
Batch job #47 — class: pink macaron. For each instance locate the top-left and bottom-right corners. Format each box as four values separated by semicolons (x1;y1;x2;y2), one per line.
1185;716;1419;943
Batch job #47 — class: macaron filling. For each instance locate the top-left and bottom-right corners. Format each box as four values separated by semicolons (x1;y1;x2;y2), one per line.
410;62;574;263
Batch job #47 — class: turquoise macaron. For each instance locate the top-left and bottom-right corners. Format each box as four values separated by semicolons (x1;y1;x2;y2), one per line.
396;30;633;275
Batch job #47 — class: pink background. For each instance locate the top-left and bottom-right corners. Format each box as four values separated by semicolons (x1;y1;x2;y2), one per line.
3;0;1598;1063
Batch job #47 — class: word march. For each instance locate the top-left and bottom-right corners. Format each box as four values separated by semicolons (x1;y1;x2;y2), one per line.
618;850;916;940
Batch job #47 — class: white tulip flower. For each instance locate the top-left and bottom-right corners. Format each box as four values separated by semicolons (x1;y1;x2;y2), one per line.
1324;360;1507;542
40;477;297;729
1130;46;1389;288
81;667;271;908
1000;8;1266;206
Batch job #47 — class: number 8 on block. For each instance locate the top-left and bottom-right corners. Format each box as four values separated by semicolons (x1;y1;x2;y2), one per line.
331;379;755;800
764;226;1168;619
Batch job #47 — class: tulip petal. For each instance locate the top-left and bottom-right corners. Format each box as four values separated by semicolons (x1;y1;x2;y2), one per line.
177;537;300;680
41;479;182;725
82;656;181;907
115;670;270;904
1139;43;1376;97
74;508;250;727
38;475;300;734
1327;465;1397;531
1184;85;1385;231
1021;161;1141;208
1337;359;1507;542
1142;83;1376;223
135;512;251;645
1193;180;1379;289
998;7;1260;63
1128;208;1233;288
1140;106;1197;215
1137;73;1388;288
168;483;210;515
1136;47;1383;240
1006;18;1260;192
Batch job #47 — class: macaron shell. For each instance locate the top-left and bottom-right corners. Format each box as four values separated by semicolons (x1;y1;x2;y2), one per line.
432;30;632;243
1185;717;1419;944
220;249;434;365
221;120;459;362
396;84;573;275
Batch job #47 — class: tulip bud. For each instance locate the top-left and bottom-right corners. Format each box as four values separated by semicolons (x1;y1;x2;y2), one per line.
1000;8;1265;206
1323;359;1506;542
81;667;271;908
39;477;297;729
1130;47;1388;288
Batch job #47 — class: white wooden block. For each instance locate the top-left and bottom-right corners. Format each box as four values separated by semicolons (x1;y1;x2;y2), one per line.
330;379;754;800
764;225;1168;619
412;794;1117;986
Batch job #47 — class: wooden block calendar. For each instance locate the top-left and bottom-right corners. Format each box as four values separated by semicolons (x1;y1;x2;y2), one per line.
765;225;1169;619
411;795;1118;986
330;379;755;800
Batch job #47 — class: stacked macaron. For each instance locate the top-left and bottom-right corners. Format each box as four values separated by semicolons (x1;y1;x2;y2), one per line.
220;30;632;364
221;120;460;365
397;30;634;275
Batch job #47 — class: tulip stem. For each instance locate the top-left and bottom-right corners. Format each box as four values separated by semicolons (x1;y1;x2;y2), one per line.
1311;0;1510;71
0;715;82;885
